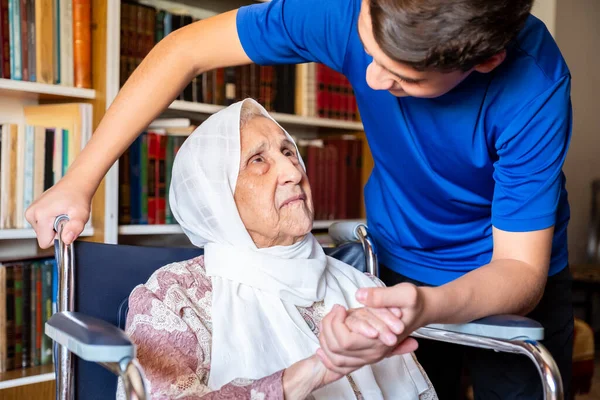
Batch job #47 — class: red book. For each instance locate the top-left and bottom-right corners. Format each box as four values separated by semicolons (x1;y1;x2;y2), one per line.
306;144;319;219
350;138;363;218
146;132;160;224
344;77;352;121
20;0;28;81
325;138;349;219
325;144;338;220
156;134;167;224
317;144;327;220
316;64;328;118
326;67;334;119
0;0;9;78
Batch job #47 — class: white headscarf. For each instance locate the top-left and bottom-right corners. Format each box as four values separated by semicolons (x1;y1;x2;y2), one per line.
169;98;429;399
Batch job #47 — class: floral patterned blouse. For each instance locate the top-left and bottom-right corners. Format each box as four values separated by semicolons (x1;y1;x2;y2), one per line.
116;256;437;399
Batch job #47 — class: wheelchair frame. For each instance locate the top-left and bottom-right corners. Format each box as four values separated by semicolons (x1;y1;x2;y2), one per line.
47;217;564;400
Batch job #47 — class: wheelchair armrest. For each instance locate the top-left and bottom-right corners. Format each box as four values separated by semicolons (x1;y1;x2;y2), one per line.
425;314;544;341
328;221;366;244
45;311;135;363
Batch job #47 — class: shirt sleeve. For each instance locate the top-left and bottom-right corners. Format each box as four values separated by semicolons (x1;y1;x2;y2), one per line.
117;281;285;399
491;74;572;232
235;0;358;71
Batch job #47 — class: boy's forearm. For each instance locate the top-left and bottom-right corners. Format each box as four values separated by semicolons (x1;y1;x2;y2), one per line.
64;10;250;189
421;258;548;325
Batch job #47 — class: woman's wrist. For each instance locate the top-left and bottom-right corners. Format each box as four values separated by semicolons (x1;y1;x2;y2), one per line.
416;286;442;327
282;356;325;399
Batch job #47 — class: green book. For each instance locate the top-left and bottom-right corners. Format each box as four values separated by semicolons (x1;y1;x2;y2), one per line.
40;261;53;365
165;136;174;224
140;132;149;224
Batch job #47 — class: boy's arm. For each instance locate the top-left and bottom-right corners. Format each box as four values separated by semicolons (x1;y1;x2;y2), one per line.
26;10;250;248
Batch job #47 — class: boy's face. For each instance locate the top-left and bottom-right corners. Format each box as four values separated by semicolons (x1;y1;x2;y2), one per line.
358;1;474;98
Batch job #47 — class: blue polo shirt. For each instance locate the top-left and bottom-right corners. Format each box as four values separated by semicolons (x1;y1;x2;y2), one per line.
236;0;572;286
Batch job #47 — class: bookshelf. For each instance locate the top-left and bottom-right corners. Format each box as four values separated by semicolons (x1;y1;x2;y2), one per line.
0;365;54;390
0;79;96;100
169;100;365;130
105;0;371;243
118;219;365;236
0;0;106;397
0;227;94;241
1;0;373;397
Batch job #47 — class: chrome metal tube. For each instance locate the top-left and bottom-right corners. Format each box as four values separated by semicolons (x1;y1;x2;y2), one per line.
412;327;563;400
356;224;379;277
54;215;75;400
101;359;148;400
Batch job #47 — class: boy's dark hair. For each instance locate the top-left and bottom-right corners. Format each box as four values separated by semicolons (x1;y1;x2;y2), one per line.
368;0;534;72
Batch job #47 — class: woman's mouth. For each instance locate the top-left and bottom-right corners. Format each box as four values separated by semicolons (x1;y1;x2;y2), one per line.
281;193;306;208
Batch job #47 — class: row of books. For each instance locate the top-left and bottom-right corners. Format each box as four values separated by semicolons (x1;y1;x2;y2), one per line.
118;118;195;225
298;136;364;221
120;2;359;121
117;118;364;226
0;103;92;229
0;256;58;372
0;0;92;88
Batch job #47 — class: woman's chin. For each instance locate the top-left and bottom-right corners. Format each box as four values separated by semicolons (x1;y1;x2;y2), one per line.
283;215;313;237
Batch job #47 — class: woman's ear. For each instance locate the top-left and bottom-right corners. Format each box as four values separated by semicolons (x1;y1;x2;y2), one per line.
474;50;507;73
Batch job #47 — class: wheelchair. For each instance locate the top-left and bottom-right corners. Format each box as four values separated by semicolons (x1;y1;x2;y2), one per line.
46;216;564;400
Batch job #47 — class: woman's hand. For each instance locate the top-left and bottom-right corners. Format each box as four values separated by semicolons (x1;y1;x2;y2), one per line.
343;306;405;346
25;176;94;248
355;282;429;343
315;305;419;376
282;354;344;399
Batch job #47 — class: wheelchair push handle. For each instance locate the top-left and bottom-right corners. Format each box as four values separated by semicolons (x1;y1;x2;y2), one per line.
329;221;378;277
52;214;76;400
54;214;70;233
328;221;365;244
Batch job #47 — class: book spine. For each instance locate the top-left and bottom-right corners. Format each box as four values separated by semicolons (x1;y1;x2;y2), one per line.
40;261;52;365
5;265;15;370
9;0;22;80
129;135;141;224
156;134;166;224
164;136;174;224
18;0;26;80
26;0;33;80
146;132;157;224
118;149;131;224
22;125;34;228
13;264;23;368
140;133;148;224
0;0;9;78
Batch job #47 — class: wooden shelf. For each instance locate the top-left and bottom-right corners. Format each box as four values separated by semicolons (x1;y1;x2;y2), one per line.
0;227;95;240
119;224;184;235
312;219;365;230
0;365;55;390
169;100;364;130
0;79;96;100
119;220;363;235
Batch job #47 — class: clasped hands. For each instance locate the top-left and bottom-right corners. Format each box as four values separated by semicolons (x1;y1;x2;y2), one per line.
315;282;426;379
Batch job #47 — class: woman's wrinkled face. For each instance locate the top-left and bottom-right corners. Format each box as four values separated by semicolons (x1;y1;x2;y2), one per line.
234;116;314;248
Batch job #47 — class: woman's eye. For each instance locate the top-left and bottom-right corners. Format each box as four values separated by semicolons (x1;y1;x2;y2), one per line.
284;150;296;157
250;156;264;164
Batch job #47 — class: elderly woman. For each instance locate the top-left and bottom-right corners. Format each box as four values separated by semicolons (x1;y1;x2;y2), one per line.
116;99;437;399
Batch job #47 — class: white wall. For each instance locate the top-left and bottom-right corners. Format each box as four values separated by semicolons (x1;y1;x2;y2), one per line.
554;0;600;265
531;0;557;37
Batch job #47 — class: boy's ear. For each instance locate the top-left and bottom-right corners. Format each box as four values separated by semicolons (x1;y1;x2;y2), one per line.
474;50;507;73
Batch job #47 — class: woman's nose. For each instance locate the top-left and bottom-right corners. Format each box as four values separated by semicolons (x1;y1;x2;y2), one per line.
366;61;395;91
277;156;302;185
